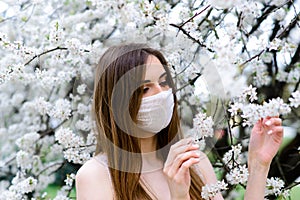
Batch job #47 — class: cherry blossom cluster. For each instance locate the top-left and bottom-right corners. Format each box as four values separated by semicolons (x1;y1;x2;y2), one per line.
229;85;296;126
193;112;214;139
222;144;244;169
289;91;300;108
55;128;93;164
0;176;37;200
201;180;228;200
265;177;290;199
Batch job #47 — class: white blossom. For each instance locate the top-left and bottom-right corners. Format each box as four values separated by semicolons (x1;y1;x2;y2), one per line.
63;148;90;164
64;173;76;187
18;177;38;194
16;150;32;171
34;97;52;115
55;128;84;148
241;98;291;126
261;52;273;63
86;131;97;146
270;0;286;6
65;38;82;55
193;112;214;139
273;8;286;21
53;194;70;200
77;84;87;95
276;70;288;82
201;180;228;200
228;102;243;116
289;91;300;108
269;38;283;51
0;190;22;200
75;115;92;131
15;132;40;152
208;0;242;9
77;103;90;115
287;68;300;83
281;189;290;199
49;99;72;120
241;85;258;103
222;144;243;169
226;165;249;185
49;21;65;46
265;177;285;196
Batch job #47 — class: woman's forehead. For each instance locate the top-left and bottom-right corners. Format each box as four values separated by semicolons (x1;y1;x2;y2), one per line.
144;55;166;81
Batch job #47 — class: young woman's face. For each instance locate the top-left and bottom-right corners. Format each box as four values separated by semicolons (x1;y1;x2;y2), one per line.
142;55;170;98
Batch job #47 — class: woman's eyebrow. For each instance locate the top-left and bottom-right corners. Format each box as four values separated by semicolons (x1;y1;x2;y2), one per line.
159;72;167;79
142;72;167;83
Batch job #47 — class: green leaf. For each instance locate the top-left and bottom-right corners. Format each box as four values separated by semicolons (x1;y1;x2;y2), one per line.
21;16;28;22
55;21;59;31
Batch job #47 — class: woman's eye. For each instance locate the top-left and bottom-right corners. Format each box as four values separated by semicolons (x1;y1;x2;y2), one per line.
143;87;149;93
159;81;168;87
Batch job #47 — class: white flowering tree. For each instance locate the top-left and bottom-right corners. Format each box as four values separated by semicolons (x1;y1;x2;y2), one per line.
0;0;299;199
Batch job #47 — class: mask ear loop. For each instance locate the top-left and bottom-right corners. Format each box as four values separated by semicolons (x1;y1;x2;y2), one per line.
186;134;203;145
192;132;204;150
194;137;203;144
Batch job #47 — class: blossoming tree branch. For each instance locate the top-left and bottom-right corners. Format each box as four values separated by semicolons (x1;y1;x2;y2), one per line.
0;0;299;199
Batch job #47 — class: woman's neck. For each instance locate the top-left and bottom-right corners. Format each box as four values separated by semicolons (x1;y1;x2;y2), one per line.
140;135;164;173
140;135;157;153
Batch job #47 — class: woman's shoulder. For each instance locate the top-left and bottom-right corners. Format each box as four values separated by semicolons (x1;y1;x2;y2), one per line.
76;155;107;176
76;154;114;199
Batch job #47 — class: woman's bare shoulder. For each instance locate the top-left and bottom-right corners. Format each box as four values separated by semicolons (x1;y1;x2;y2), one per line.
76;158;107;178
76;158;114;200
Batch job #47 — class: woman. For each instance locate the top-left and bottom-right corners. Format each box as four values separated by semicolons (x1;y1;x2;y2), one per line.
76;43;283;200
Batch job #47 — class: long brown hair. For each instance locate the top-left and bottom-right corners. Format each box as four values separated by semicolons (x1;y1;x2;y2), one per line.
92;43;204;199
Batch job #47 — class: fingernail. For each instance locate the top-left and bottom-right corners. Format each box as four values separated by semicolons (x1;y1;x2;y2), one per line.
265;120;272;126
186;138;193;145
267;130;273;135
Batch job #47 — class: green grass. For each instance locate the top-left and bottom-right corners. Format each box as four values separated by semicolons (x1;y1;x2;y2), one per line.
43;184;76;199
44;184;60;197
279;135;295;153
290;186;300;200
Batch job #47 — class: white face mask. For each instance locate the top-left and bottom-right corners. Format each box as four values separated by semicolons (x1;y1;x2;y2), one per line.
137;89;174;133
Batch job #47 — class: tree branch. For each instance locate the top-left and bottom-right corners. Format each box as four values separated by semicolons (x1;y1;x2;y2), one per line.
24;47;68;66
179;5;211;28
240;49;265;67
276;12;300;39
169;23;214;52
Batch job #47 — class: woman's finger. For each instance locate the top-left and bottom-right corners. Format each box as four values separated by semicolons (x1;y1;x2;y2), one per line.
174;158;200;182
265;125;284;137
164;144;199;172
165;150;200;177
169;138;194;151
270;126;284;136
263;117;282;127
165;139;199;166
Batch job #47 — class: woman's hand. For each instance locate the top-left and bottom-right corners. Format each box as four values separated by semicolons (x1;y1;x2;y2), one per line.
245;116;283;200
248;116;284;169
163;138;200;200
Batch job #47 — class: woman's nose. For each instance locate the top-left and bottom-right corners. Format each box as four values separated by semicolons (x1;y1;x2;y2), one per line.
151;82;164;95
